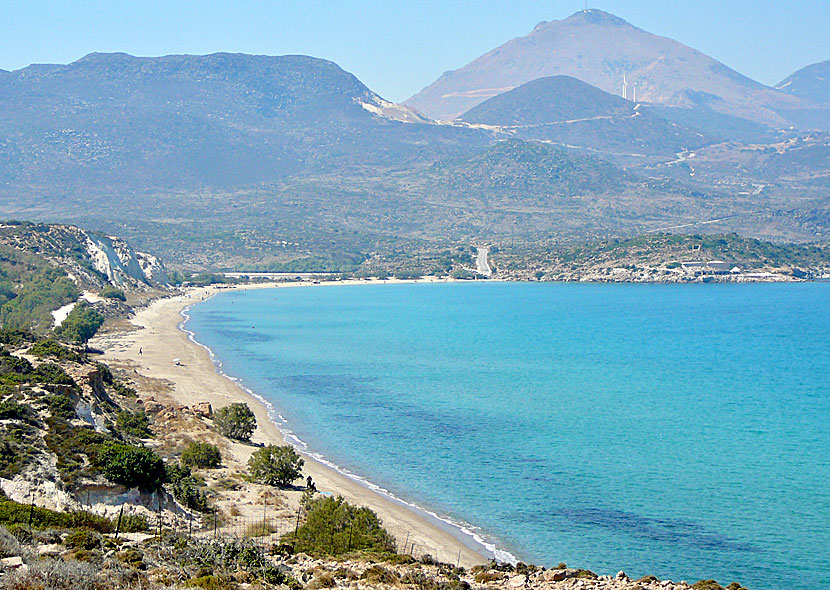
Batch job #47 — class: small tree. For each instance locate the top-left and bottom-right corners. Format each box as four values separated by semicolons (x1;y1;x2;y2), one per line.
284;496;397;556
247;445;304;487
98;443;167;492
213;403;257;441
181;441;222;469
56;302;105;344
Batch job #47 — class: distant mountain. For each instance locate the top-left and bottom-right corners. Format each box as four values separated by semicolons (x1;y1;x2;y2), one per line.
405;9;809;128
459;76;707;158
777;60;830;104
0;52;486;191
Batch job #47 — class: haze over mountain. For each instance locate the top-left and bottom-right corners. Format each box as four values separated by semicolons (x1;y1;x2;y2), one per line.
0;46;827;269
459;75;707;159
406;9;817;129
777;60;830;104
0;52;485;191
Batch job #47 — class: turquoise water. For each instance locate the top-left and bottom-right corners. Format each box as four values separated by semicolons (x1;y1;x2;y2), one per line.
186;283;829;589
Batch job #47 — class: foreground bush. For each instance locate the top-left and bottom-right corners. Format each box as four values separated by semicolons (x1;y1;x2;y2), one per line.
181;441;222;469
99;443;167;492
247;445;304;488
0;498;113;532
213;403;256;441
284;496;396;556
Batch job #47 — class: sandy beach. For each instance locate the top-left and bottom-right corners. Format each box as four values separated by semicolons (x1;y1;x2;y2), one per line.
93;280;490;567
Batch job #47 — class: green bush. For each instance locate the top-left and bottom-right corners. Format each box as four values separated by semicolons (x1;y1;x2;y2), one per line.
181;441;222;469
116;410;152;438
64;529;103;550
247;445;303;488
213;403;256;441
0;399;36;422
167;463;212;513
100;285;127;301
0;498;113;532
112;381;137;397
99;443;167;492
43;394;76;418
28;339;83;362
32;362;77;387
284;496;397;556
118;513;150;533
56;302;105;344
0;329;36;348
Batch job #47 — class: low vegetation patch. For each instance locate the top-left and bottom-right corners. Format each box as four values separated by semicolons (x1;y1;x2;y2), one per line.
284;496;396;556
181;441;222;469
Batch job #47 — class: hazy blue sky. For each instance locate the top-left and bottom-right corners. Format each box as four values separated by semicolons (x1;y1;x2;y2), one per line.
2;1;828;102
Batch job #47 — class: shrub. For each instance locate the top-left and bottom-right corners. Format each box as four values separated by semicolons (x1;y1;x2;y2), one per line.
284;496;396;556
99;443;167;492
100;285;127;301
119;513;150;533
0;329;36;349
693;581;725;590
116;410;152;438
0;498;113;532
361;566;400;585
167;463;212;513
213;403;256;441
28;339;83;362
32;362;77;387
112;381;137;397
181;441;222;469
56;302;105;344
64;529;103;550
247;445;303;488
43;394;76;418
0;399;36;422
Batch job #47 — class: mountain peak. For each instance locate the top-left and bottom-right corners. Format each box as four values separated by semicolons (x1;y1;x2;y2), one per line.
565;9;632;26
531;9;631;34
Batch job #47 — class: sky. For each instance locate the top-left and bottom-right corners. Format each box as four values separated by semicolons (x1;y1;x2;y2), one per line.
2;1;828;103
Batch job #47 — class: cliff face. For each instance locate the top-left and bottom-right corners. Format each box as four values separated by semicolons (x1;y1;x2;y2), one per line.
0;222;169;289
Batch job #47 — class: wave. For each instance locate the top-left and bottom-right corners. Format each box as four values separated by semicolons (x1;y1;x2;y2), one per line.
179;297;517;564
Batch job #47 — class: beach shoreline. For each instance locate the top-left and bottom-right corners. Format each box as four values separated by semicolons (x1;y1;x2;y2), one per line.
93;278;496;567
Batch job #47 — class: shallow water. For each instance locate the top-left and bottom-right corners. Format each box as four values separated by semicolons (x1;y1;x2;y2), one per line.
186;282;830;589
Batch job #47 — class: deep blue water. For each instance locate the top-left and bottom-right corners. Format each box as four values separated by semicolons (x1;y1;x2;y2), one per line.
186;282;829;589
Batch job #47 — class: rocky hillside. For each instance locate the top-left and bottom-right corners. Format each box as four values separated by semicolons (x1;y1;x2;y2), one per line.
0;221;169;332
0;222;168;289
405;9;815;129
459;76;708;160
0;52;487;193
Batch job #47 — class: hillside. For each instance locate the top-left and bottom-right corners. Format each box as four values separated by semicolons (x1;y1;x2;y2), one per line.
492;233;830;281
0;52;488;192
405;9;813;129
0;221;169;332
777;60;830;104
459;76;708;159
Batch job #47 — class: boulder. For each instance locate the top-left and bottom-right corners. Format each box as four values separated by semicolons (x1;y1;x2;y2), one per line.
1;556;24;570
507;574;526;588
192;402;213;418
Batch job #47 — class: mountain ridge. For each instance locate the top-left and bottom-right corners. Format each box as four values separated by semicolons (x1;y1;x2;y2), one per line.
405;9;811;128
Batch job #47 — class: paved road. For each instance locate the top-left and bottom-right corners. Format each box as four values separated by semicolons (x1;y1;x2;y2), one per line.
475;247;492;277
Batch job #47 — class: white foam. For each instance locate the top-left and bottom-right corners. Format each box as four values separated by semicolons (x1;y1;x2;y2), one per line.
179;296;518;565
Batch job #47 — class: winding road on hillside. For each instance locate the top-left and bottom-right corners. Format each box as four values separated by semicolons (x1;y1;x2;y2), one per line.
475;247;492;277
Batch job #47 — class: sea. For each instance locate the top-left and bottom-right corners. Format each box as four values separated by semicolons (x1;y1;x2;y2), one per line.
184;282;829;590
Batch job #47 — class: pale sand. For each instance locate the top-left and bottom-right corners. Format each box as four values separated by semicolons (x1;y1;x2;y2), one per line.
94;280;490;567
